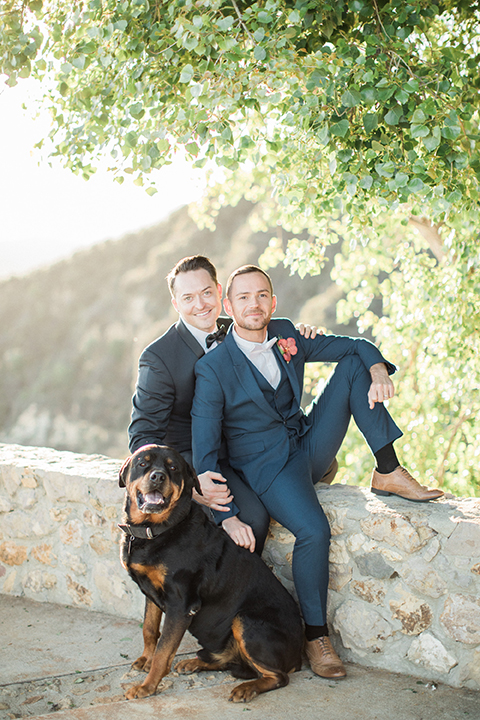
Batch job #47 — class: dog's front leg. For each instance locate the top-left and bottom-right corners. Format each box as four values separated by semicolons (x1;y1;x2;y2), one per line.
132;598;163;672
125;610;190;700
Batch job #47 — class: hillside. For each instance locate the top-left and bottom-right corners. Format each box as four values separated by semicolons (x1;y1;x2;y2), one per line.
0;200;356;458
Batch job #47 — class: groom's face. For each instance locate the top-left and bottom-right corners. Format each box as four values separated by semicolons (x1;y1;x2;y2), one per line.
224;271;276;332
171;269;222;333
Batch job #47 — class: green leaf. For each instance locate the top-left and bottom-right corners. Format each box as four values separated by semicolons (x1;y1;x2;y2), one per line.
408;177;426;193
331;119;349;137
254;28;265;42
384;107;402;125
359;175;373;189
179;64;194;83
395;88;409;104
411;124;429;138
423;134;440;152
341;89;361;107
288;10;301;23
412;108;427;124
363;113;378;133
254;46;267;61
146;186;158;196
217;16;234;31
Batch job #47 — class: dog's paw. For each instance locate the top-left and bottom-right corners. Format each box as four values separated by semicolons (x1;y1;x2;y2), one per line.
125;683;156;700
131;655;152;672
229;681;259;703
175;658;201;675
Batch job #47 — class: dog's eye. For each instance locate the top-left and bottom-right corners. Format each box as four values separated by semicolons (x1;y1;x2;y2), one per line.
139;461;147;467
169;464;177;471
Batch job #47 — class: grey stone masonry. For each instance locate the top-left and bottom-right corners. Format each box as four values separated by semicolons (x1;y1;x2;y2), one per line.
0;443;479;691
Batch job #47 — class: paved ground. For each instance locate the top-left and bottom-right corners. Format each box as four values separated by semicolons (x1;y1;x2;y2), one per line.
1;594;478;720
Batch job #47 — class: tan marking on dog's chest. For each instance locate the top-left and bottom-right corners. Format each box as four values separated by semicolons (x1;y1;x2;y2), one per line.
131;562;168;591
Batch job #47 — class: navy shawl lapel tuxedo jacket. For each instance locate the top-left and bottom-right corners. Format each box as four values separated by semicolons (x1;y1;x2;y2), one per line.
128;317;232;454
192;318;396;495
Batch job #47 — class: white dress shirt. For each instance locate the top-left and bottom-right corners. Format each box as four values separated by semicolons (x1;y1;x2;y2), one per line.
232;327;281;388
182;320;219;353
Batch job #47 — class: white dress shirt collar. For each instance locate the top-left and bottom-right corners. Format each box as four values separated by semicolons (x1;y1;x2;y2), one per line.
182;319;218;353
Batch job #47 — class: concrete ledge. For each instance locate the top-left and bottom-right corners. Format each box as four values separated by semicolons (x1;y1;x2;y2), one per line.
0;443;479;691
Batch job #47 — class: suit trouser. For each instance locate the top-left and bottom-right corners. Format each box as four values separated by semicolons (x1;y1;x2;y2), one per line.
257;355;403;625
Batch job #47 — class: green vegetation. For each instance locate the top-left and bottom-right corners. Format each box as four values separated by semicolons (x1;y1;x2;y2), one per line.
1;0;479;493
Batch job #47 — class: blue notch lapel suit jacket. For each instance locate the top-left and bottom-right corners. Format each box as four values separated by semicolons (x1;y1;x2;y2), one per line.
192;318;396;496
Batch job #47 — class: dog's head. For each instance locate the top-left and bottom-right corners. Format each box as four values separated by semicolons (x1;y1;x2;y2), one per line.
119;445;202;525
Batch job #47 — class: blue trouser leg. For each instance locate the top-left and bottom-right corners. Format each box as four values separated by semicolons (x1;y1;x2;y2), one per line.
259;446;331;625
302;355;403;483
260;356;403;625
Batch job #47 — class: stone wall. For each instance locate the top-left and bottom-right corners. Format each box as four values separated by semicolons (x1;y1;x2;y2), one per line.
1;444;479;691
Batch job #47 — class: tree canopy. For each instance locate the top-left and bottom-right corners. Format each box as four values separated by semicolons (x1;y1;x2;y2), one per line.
1;0;479;493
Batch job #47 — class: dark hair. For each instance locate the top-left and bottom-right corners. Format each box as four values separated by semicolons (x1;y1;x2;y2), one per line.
226;265;274;299
167;255;218;295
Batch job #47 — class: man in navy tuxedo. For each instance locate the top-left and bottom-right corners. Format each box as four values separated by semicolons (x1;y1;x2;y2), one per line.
128;255;325;554
191;265;444;679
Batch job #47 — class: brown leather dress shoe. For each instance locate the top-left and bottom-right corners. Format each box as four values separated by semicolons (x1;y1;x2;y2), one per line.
371;466;444;502
305;636;346;679
319;457;338;485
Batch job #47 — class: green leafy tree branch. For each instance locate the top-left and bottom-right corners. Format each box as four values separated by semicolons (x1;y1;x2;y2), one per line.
1;0;479;492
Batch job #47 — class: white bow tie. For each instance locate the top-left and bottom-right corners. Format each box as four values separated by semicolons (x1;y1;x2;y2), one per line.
250;337;278;355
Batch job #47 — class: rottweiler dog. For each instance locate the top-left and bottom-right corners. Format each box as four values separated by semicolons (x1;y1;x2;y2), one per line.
118;444;303;703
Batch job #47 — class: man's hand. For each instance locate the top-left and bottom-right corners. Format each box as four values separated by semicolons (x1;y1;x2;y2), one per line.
296;323;325;339
193;471;233;512
368;362;395;410
221;516;256;553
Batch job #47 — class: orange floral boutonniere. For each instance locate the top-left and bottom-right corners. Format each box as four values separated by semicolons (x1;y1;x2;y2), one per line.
277;337;298;363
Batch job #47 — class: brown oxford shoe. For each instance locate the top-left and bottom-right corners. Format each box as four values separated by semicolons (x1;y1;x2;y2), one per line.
371;466;444;502
305;636;346;679
319;457;338;485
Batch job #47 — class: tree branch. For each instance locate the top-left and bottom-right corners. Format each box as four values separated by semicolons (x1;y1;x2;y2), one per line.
408;215;446;262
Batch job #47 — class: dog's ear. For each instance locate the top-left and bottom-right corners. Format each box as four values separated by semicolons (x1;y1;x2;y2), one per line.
184;460;202;496
119;455;132;488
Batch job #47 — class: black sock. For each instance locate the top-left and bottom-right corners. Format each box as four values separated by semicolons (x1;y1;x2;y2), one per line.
305;623;329;641
374;443;399;474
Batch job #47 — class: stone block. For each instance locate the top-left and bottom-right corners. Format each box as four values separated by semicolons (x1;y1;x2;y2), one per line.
333;599;393;652
401;558;448;598
31;543;57;566
444;519;480;558
329;563;352;591
89;534;113;556
43;472;88;504
390;585;433;635
407;633;458;674
360;513;426;554
329;538;350;565
66;575;93;606
422;537;441;563
23;570;57;593
59;519;84;548
0;495;13;513
351;578;386;605
0;541;28;566
440;594;480;644
355;552;395;579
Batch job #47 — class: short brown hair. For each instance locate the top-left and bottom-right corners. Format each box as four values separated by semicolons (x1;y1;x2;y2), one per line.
167;255;218;295
226;265;274;299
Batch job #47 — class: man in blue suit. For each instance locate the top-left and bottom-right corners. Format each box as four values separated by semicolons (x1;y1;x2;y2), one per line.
192;265;443;680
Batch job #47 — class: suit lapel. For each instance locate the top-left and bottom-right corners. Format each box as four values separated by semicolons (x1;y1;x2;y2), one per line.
176;319;204;360
224;334;281;421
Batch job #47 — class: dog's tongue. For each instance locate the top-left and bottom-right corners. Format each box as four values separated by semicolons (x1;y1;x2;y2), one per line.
145;491;164;505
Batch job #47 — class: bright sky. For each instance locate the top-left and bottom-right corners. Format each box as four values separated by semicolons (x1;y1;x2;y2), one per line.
0;79;207;279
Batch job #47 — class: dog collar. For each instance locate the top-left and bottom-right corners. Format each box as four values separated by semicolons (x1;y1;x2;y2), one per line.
118;523;165;541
